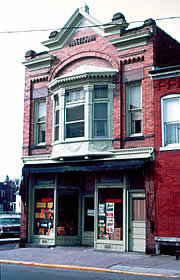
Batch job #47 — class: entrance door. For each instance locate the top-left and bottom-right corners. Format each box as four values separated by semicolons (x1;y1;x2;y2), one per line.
82;195;94;246
129;193;146;252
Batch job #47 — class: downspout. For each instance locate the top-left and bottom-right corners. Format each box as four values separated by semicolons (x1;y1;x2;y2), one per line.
119;60;123;149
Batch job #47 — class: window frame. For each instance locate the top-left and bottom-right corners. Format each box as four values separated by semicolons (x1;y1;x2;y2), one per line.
34;99;46;145
65;89;85;139
126;81;142;137
161;94;180;150
54;94;60;142
93;86;109;139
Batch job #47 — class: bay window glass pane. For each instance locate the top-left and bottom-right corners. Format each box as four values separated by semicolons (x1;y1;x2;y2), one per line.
66;122;84;138
55;109;59;125
98;188;123;241
34;189;54;236
66;105;84;122
93;103;107;137
57;189;78;236
94;87;108;99
66;90;85;103
55;126;59;141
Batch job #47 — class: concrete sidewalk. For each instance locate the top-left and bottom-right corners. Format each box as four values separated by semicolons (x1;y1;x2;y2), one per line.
0;243;179;277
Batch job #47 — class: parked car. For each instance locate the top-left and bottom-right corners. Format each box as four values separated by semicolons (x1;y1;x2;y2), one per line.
0;214;20;238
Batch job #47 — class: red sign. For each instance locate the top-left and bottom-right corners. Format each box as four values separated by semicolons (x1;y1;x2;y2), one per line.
42;198;53;203
106;199;122;203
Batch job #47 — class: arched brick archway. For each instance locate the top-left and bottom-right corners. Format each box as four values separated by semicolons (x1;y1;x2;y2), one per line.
49;51;119;81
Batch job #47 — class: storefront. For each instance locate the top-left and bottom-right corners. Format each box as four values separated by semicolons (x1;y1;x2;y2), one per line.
24;159;147;252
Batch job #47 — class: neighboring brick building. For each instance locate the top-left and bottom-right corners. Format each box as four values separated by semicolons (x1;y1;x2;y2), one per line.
21;6;180;253
0;177;16;212
150;65;180;254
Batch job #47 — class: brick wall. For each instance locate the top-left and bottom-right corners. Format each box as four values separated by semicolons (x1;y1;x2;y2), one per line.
154;76;180;238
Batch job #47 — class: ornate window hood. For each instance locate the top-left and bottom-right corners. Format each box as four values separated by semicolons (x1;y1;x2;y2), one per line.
48;65;118;91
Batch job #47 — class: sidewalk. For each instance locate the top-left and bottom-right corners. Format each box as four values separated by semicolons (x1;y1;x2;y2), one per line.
0;243;179;277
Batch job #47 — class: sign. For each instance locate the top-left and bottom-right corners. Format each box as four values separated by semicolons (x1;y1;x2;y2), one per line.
87;209;94;216
106;217;114;233
69;35;96;47
106;202;114;217
99;203;106;216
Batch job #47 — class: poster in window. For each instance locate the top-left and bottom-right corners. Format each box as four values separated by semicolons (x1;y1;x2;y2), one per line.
98;203;105;216
106;202;114;217
106;217;114;233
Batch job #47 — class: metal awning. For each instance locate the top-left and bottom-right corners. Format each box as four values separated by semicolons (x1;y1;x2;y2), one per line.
22;159;146;174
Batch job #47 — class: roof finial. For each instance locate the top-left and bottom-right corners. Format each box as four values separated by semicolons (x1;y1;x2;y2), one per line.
80;2;89;14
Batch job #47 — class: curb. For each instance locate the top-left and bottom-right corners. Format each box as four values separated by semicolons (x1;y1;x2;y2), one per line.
0;260;180;278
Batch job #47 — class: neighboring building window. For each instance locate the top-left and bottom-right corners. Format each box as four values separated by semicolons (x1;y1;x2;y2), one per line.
127;82;142;136
65;89;85;138
93;87;108;138
162;94;180;147
54;94;60;141
35;100;46;144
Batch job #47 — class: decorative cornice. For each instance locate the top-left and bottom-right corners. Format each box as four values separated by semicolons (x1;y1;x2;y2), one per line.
48;66;118;91
22;147;154;165
109;30;152;51
110;147;154;160
150;65;180;80
22;55;55;72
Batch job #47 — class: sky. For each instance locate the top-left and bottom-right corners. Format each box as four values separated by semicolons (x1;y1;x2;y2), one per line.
0;0;179;181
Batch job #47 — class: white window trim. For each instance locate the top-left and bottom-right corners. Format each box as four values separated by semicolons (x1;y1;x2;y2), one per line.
160;94;180;151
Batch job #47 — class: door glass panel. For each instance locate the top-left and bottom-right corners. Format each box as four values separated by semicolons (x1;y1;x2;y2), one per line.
132;198;146;221
57;189;78;236
34;189;54;236
97;188;123;240
84;197;94;231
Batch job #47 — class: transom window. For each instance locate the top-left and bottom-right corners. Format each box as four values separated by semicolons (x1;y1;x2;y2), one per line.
127;82;142;136
162;94;180;147
65;89;85;139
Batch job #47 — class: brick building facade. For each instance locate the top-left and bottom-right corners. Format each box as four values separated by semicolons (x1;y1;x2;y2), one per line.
150;65;180;253
20;6;180;253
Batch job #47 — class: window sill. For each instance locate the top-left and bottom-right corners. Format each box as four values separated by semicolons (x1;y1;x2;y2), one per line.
124;135;144;141
160;145;180;151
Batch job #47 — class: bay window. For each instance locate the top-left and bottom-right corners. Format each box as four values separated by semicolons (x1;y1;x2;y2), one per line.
162;94;180;147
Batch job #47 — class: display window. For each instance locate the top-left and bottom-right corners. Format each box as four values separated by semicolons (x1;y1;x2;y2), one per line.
34;188;54;236
97;188;123;241
57;189;79;236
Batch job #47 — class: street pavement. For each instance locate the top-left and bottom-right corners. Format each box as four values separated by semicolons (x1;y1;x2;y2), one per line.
0;243;179;277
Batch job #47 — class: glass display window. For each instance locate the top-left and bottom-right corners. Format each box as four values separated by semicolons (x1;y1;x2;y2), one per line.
97;188;123;241
57;189;79;236
34;188;54;236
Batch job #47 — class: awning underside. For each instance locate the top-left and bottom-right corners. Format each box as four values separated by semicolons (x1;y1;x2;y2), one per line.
22;159;146;174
